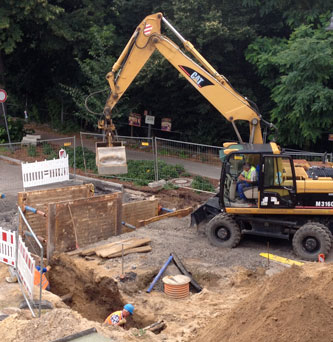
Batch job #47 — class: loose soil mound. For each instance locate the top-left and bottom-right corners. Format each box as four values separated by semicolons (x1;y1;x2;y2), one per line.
193;263;333;342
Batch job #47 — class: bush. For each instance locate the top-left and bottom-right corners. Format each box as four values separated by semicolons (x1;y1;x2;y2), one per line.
191;176;215;192
42;143;54;155
27;145;37;157
0;117;24;143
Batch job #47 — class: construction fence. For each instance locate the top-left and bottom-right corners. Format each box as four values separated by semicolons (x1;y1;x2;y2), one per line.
0;136;76;176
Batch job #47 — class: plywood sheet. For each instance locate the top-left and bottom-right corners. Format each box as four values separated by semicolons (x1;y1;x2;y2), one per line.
122;199;158;232
47;192;122;259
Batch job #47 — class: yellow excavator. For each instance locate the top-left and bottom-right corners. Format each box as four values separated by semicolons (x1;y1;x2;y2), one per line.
99;12;333;260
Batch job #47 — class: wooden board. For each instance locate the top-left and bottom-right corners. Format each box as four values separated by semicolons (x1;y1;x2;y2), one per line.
17;183;94;239
122;199;159;232
47;192;122;260
96;237;151;258
107;245;152;258
137;207;193;227
77;238;133;256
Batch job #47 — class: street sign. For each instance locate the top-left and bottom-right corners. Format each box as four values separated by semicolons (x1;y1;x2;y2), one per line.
0;89;7;103
145;115;155;125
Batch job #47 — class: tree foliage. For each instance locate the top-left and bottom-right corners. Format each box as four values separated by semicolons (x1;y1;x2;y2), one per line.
247;22;333;147
1;0;333;150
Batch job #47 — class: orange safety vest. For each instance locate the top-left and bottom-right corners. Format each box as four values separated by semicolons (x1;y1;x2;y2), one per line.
104;311;123;325
34;269;49;290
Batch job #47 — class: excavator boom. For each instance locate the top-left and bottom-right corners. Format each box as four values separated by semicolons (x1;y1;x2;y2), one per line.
98;12;265;174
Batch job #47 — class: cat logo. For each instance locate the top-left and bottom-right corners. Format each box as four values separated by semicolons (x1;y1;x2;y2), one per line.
179;66;213;88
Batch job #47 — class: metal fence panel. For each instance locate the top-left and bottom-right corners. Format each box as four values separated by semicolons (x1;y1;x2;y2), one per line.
18;206;44;318
155;137;222;166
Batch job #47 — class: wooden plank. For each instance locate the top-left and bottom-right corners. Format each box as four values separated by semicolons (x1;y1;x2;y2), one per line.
137;207;193;227
47;203;56;262
51;192;122;254
122;199;159;232
97;238;151;258
75;238;134;256
18;184;95;236
116;193;123;235
106;245;152;258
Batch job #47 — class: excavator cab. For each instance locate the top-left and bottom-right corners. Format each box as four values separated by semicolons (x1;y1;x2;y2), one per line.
96;114;128;175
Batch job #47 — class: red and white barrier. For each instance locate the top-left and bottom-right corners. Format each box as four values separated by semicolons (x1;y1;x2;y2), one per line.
21;156;69;188
0;227;16;267
17;235;35;300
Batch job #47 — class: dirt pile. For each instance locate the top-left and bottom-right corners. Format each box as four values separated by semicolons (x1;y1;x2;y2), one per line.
0;308;160;342
194;263;333;342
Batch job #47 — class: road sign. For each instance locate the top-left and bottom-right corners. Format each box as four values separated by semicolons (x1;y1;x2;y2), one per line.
145;115;155;125
0;89;7;103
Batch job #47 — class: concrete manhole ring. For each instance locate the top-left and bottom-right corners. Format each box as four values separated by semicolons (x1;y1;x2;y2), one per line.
169;178;193;187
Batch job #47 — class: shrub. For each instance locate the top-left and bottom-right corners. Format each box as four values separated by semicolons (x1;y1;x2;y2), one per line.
191;176;215;192
27;145;37;157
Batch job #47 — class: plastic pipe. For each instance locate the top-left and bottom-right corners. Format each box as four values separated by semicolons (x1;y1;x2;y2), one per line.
0;193;5;199
161;207;174;213
121;221;136;230
24;205;37;214
147;255;173;293
23;205;47;217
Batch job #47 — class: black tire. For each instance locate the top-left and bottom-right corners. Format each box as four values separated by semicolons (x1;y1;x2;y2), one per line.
206;213;241;248
292;223;332;261
308;221;333;243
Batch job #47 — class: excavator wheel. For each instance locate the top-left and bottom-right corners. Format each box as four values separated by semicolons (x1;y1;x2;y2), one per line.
307;221;333;243
206;213;241;248
292;223;332;261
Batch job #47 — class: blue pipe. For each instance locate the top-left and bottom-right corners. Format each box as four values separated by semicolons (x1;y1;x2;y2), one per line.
161;207;174;213
0;193;5;199
24;205;37;214
146;255;173;293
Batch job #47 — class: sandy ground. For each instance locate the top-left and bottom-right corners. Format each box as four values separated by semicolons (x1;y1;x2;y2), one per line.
0;157;331;342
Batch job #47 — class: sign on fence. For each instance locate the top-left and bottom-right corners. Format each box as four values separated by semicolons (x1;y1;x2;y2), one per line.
0;227;16;267
17;235;35;300
21;156;69;188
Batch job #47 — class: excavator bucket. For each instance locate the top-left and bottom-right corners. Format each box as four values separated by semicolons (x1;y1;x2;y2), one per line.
96;141;128;175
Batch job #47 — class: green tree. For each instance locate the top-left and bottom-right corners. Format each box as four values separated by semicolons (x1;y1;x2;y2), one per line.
246;22;333;148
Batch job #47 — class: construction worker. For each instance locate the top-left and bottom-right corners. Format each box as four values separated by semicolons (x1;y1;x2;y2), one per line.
236;162;257;203
104;304;134;326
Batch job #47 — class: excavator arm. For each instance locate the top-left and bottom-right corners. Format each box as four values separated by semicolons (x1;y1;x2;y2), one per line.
103;12;264;144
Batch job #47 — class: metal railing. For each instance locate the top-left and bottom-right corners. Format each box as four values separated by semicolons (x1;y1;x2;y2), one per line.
17;206;44;318
284;149;333;163
155;137;222;165
0;136;76;178
79;131;156;181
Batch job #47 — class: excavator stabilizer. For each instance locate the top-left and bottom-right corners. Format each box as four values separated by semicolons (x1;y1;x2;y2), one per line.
96;142;128;175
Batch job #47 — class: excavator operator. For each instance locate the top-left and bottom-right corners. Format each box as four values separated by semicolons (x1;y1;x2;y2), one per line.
236;163;257;203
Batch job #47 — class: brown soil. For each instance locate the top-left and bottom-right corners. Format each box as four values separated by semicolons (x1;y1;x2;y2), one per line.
193;263;333;342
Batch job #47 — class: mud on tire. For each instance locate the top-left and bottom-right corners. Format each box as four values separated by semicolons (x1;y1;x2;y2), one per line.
206;213;241;248
292;223;332;261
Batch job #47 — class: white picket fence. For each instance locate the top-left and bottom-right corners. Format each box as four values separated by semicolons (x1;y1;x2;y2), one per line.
21;156;69;188
17;235;35;300
0;227;16;267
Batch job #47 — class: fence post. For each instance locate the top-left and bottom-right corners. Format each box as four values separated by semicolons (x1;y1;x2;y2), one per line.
73;135;76;179
154;137;159;181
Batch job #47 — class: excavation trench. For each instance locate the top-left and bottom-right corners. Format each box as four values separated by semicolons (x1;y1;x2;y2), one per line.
48;254;155;329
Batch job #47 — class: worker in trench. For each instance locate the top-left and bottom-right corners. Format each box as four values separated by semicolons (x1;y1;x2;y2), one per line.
104;304;135;326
